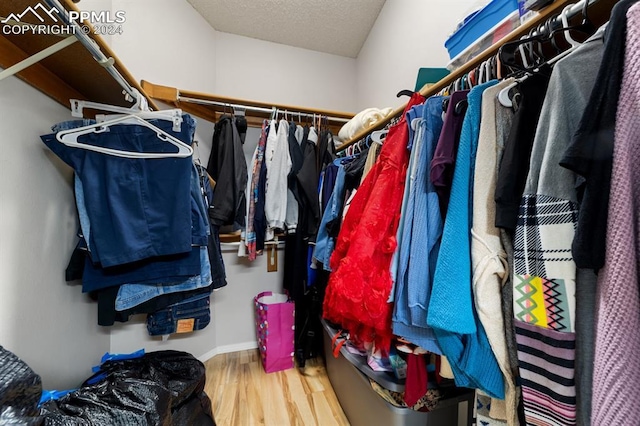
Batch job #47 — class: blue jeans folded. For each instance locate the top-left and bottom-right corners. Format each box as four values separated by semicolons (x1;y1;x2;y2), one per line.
82;245;202;292
114;246;212;311
146;291;211;336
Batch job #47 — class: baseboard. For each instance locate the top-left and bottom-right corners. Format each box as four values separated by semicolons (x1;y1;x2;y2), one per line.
198;341;258;362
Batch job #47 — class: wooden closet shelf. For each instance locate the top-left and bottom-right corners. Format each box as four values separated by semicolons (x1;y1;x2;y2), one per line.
337;0;618;152
141;81;355;134
0;0;157;113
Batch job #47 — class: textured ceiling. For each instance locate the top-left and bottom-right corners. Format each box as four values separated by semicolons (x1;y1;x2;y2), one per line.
185;0;387;58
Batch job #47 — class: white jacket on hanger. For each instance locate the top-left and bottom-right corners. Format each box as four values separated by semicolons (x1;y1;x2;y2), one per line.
265;119;292;239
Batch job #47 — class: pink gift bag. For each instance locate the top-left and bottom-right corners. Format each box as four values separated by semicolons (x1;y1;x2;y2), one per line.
254;291;295;373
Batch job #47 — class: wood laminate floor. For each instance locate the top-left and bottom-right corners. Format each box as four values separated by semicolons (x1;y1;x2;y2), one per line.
204;350;350;426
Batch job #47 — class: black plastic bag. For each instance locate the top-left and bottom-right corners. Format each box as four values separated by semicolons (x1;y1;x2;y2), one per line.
0;345;43;426
40;350;215;426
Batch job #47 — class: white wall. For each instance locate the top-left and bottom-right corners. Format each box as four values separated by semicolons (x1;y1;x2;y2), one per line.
0;76;110;389
215;31;357;112
109;0;219;94
100;0;356;111
356;0;479;111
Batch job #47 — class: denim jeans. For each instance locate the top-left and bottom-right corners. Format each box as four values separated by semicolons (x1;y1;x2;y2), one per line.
146;291;211;336
52;120;98;259
42;114;197;267
190;163;210;247
73;162;209;261
81;245;202;292
77;162;210;292
115;246;212;311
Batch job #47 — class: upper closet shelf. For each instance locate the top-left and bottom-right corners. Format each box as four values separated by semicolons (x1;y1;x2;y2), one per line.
0;0;157;113
337;0;617;151
141;81;355;134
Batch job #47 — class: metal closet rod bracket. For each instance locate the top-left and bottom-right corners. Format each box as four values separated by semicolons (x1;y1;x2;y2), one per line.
42;0;141;104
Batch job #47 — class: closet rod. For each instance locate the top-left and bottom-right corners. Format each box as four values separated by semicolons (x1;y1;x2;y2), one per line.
45;0;142;104
178;95;351;123
336;0;603;152
0;36;77;81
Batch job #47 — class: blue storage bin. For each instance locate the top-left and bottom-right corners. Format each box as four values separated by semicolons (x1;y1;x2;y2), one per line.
445;0;519;59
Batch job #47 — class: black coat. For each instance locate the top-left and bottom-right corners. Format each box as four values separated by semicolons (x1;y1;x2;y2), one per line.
206;115;248;227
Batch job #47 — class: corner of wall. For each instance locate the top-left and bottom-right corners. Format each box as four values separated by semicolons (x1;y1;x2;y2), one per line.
0;75;110;389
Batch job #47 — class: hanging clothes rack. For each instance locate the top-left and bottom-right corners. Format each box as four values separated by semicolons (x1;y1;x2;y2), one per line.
178;95;351;123
141;81;354;134
337;0;616;152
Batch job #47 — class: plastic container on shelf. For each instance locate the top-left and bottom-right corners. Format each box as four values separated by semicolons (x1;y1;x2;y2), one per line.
446;11;521;71
445;0;520;59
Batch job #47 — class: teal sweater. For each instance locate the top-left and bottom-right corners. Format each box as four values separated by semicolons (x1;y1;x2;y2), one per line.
426;81;505;399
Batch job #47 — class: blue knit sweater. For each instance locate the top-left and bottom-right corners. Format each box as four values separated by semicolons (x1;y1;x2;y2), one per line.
426;81;505;399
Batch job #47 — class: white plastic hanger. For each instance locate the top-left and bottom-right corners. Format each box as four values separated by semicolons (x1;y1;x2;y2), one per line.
547;4;597;67
561;5;581;48
518;36;531;70
96;109;184;132
498;74;532;108
548;21;607;67
371;129;388;144
478;63;486;85
498;35;534;108
70;89;183;132
56;114;193;159
498;80;518;107
484;60;492;82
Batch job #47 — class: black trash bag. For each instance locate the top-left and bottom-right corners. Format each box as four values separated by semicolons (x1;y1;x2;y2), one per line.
0;345;44;426
40;350;215;426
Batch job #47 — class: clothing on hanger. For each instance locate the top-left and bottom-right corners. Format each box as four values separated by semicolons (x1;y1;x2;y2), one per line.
391;96;445;354
285;121;304;232
589;2;640;424
426;81;505;400
42;114;222;335
494;72;550;231
323;93;425;351
471;79;517;426
207;115;248;229
430;90;470;217
42;115;197;267
246;121;269;261
264;119;291;238
559;0;635;272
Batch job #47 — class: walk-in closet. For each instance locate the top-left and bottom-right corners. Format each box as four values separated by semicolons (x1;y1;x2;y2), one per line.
0;0;635;424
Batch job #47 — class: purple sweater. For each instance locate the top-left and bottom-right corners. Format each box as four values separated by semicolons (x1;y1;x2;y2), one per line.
592;3;640;423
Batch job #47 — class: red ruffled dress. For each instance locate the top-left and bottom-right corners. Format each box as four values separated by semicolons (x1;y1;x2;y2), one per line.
323;93;425;351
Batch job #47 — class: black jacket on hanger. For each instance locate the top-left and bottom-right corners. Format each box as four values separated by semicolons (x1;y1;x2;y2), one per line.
296;130;321;239
206;115;248;227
